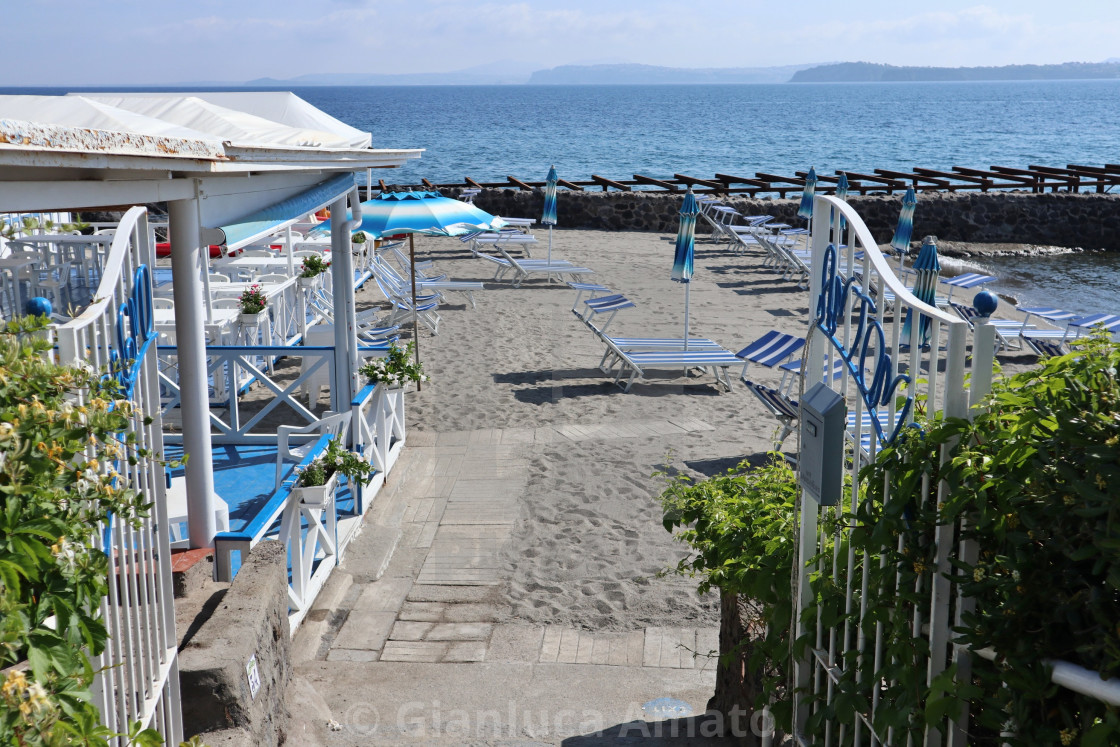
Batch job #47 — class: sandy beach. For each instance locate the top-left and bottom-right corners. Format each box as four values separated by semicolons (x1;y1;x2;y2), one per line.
359;228;1039;632
288;226;1047;745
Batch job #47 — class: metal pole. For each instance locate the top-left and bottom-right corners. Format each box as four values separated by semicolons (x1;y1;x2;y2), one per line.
409;233;421;391
168;195;219;551
683;282;690;352
548;224;553;265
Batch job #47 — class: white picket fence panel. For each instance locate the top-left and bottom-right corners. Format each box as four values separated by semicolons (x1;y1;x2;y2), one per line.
791;196;1119;745
53;207;183;744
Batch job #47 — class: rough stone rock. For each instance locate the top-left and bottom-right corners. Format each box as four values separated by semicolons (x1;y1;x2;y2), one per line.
178;541;291;746
445;187;1120;251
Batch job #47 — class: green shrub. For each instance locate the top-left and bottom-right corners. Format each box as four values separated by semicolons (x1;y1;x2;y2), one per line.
0;317;163;746
659;455;802;724
831;330;1120;745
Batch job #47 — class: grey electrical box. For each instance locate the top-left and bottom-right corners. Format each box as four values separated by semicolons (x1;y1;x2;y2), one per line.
800;382;846;506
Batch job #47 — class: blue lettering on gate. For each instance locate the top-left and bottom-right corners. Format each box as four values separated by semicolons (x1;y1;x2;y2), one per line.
814;244;912;445
110;264;157;398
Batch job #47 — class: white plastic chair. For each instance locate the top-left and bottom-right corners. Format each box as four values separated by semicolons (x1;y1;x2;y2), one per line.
275;410;353;492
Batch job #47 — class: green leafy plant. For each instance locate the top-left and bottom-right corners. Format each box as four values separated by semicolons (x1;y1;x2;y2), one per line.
237;284;267;315
816;330;1120;745
0;316;166;745
659;454;805;728
295;436;374;488
299;255;330;279
358;341;427;387
351;231;368;245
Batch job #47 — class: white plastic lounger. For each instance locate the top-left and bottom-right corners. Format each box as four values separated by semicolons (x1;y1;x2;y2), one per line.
496;247;594;287
462;229;539;257
613;348;742;392
493;216;535;233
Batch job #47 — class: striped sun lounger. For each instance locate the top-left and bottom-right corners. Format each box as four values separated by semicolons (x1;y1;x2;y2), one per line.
613;348;742;392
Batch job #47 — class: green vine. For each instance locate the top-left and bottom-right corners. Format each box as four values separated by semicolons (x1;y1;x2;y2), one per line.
815;330;1120;745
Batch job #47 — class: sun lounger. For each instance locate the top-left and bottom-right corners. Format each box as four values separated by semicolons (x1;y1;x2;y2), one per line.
735;329;806;377
742;380;801;450
942;273;996;303
576;293;636;332
462;229;539;257
949;302;1033;351
494;247;594;287
612;348;741;392
569;281;612;310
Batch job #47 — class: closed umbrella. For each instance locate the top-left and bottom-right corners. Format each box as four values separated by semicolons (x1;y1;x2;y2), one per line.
316;190;505;384
672;190;699;351
542;165;558;265
797;167;818;232
890;187;917;272
903;235;940;346
835;172;850;233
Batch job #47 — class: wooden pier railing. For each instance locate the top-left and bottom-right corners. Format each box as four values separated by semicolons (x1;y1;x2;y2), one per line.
372;163;1120;198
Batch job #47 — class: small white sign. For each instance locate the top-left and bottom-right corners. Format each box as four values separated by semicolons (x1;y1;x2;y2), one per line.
246;654;261;699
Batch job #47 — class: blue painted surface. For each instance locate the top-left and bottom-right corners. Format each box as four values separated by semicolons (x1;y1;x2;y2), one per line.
167;440;362;537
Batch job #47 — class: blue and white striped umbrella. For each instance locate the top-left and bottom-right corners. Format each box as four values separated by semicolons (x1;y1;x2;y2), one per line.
672;190;699;283
542;165;558;226
903;235;940;344
797;167;818;220
673;190;699;351
890;187;918;257
316;190;505;238
835;172;850;231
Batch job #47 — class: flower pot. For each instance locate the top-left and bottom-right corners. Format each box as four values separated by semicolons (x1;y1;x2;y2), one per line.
289;471;338;508
239;311;267;326
298;275;322;290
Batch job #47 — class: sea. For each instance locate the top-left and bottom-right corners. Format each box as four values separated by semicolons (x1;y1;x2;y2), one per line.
9;80;1120;315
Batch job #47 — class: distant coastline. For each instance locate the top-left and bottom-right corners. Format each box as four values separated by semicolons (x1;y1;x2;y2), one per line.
791;61;1120;83
236;59;1120;88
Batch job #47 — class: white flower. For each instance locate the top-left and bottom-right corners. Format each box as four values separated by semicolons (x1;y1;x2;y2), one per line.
334;456;344;466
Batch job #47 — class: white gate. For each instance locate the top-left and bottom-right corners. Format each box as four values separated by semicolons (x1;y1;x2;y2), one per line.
54;207;183;744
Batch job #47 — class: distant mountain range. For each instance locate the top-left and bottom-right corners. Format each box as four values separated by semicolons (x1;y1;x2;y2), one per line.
526;63;821;85
791;61;1120;82
244;60;1120;87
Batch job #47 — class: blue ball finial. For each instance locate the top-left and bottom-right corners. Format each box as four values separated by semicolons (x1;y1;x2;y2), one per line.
973;290;999;318
26;297;52;318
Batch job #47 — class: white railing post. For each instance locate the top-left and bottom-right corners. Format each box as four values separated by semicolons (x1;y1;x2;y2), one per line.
169;195;220;551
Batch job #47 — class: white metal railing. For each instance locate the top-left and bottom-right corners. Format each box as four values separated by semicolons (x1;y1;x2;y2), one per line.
53;207;183;744
793;195;978;745
351;381;407;483
158;344;337;443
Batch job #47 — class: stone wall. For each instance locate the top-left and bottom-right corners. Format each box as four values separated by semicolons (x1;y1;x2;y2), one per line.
449;188;1120;250
179;541;291;746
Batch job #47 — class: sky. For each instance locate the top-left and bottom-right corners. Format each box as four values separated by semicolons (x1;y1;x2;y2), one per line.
3;1;1119;86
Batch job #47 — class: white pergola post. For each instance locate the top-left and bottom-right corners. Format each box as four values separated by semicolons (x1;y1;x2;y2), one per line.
168;196;219;550
329;195;358;415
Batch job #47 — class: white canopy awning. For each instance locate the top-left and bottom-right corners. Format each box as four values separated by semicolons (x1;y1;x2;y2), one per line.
83;91;372;149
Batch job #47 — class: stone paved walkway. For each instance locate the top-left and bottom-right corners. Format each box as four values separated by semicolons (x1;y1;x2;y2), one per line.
291;420;734;745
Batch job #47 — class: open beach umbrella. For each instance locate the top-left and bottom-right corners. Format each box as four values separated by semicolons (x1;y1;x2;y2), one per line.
542;165;558;265
316;190;505;383
890;187;917;272
797;167;818;227
902;235;941;346
672;190;699;351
